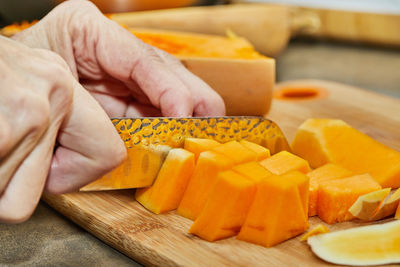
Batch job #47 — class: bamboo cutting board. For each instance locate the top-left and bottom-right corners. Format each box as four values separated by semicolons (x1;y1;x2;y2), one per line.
42;80;400;266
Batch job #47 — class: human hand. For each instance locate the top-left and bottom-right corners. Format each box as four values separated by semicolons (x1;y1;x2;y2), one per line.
13;0;226;118
0;36;126;223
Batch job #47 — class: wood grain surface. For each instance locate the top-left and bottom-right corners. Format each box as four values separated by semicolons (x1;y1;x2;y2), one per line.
42;80;400;266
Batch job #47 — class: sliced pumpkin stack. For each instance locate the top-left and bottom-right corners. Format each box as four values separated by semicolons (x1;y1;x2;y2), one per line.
133;138;312;247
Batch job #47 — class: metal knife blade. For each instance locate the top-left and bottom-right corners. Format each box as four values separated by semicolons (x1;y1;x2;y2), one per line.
80;116;289;191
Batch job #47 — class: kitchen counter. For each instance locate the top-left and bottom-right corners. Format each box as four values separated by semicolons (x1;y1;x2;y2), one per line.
1;39;399;266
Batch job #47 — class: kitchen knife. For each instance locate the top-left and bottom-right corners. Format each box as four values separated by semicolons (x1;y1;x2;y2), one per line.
80;116;289;191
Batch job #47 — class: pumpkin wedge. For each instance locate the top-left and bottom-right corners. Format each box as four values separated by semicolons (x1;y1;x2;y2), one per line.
239;140;270;161
259;151;310;175
308;220;400;266
81;145;171;191
317;174;382;224
177;151;234;220
370;188;400;221
292;118;400;188
307;164;353;216
183;138;220;161
348;188;391;221
189;171;257;241
135;149;195;214
237;171;309;247
131;28;275;116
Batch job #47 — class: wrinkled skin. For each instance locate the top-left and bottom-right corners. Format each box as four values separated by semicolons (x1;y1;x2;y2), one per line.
1;0;225;223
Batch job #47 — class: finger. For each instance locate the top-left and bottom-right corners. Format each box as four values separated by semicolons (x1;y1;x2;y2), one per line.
93;22;195;117
45;80;127;194
0;118;59;223
153;48;226;116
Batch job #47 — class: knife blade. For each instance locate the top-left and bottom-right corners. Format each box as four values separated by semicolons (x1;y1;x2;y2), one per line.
80;116;289;191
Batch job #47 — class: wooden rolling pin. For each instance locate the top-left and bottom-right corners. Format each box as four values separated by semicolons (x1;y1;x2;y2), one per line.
110;3;400;56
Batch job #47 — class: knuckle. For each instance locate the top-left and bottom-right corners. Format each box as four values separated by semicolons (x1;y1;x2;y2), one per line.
23;95;51;135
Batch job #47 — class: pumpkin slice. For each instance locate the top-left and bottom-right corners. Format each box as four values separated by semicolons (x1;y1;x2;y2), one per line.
292;119;400;188
135;148;195;214
370;188;400;221
81;145;171;191
300;224;330;241
177;151;234;220
232;161;273;183
308;220;400;266
211;141;257;164
237;171;309;247
307;164;352;216
239;140;270;161
189;171;256;241
259;150;310;175
317;174;382;224
183;138;220;161
348;188;391;221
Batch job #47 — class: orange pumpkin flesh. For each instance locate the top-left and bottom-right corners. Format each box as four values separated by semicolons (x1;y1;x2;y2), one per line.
237;171;309;247
259;150;310;175
239;140;271;161
307;164;353;216
317;174;382;224
232;161;273;183
292;119;400;188
135;148;195;214
300;224;330;241
177;151;234;220
183;138;221;161
211;141;257;164
189;170;257;241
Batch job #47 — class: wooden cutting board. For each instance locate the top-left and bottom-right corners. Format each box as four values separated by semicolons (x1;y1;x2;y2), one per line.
42;80;400;266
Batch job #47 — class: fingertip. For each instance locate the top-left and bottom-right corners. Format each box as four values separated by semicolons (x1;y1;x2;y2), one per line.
159;87;194;117
193;93;226;117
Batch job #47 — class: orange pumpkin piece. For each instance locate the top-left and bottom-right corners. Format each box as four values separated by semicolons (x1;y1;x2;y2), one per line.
189;171;257;241
370;188;400;221
81;145;171;191
239;140;270;161
318;174;382;224
211;141;257;164
259;150;310;175
177;151;234;220
348;188;391;221
135;149;195;214
292;119;400;188
237;171;309;247
307;164;353;216
232;161;273;183
300;224;330;241
183;138;220;161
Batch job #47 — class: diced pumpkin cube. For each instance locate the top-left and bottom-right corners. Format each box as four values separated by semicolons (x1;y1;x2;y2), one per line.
177;151;234;220
292;119;400;188
189;171;257;241
307;164;353;216
183;138;221;161
81;145;171;191
211;141;257;164
239;140;270;161
237;171;309;247
318;174;382;224
232;161;273;183
259;150;310;175
135;149;195;214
